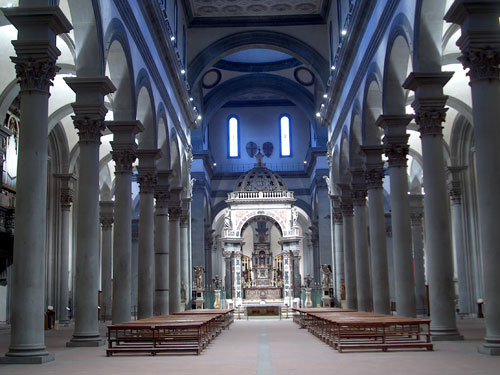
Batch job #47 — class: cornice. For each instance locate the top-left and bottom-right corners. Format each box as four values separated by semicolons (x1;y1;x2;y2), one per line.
323;0;399;143
113;0;196;150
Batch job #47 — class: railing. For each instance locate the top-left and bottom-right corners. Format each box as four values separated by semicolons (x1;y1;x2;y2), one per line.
227;191;295;200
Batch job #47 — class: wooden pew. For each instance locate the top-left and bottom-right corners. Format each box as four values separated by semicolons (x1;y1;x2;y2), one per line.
106;313;223;356
296;310;433;353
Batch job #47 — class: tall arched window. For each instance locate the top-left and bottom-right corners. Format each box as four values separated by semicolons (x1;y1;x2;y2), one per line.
228;115;239;158
280;115;291;157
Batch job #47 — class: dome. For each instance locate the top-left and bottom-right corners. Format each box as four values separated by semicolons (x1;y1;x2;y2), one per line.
234;152;288;192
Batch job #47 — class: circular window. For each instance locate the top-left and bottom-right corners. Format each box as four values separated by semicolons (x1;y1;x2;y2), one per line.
202;69;222;89
294;67;315;86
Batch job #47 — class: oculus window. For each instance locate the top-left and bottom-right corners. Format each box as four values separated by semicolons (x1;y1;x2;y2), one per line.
280;115;291;157
228;116;239;158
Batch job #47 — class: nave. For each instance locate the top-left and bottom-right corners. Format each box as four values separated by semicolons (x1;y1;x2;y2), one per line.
0;318;498;375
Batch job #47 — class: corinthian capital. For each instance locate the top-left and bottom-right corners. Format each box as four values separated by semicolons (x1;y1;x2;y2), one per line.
11;51;59;93
137;167;157;194
459;48;500;82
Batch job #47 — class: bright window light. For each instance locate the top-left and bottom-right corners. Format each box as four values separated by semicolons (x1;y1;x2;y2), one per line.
229;116;239;157
280;115;291;157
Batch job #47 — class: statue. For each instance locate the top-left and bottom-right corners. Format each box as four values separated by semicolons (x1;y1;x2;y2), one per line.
224;208;232;230
291;207;299;228
212;275;222;290
303;274;314;288
323;175;332;195
188;177;196;198
194;266;205;289
320;264;332;289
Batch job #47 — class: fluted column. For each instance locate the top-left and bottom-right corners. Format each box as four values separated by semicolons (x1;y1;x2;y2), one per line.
409;194;426;315
136;149;160;319
362;145;390;314
0;6;71;363
446;3;500;352
404;72;462;339
55;173;77;324
338;184;357;310
108;121;143;324
154;171;170;315
331;195;344;305
169;188;183;313
377;115;416;317
65;78;116;348
448;166;471;314
350;168;372;311
99;201;114;321
180;200;190;309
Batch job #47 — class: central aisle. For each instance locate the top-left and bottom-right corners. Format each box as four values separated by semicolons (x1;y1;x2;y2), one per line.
0;319;498;375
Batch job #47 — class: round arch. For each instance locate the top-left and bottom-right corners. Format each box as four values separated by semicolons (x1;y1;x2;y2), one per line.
135;69;157;149
104;18;136;121
188;30;330;90
382;14;414;115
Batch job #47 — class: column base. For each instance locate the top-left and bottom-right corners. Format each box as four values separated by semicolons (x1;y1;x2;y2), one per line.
0;353;54;364
478;337;500;356
431;328;464;341
66;336;105;347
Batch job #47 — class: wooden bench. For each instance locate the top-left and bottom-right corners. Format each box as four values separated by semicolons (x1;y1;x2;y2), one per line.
296;310;433;353
106;313;225;357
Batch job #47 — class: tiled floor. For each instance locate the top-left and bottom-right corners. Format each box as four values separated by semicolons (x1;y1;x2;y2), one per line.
0;318;499;374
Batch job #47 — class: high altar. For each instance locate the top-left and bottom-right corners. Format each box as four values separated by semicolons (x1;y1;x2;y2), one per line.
221;151;303;307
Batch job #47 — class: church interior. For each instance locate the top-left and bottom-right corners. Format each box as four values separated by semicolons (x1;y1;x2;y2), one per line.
0;0;500;372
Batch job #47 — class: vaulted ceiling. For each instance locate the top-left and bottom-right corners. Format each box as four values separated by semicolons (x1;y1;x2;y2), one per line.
184;0;332;26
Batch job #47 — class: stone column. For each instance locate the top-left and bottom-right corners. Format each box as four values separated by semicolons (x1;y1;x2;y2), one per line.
443;5;500;350
448;166;472;314
404;72;462;339
154;171;170;315
409;194;426;315
136;149;160;319
293;250;302;299
331;195;344;305
0;6;71;363
180;201;190;309
385;214;396;304
309;224;320;283
168;188;182;313
131;219;139;316
205;225;215;286
55;173;77;324
317;176;333;268
376;115;416;317
350;168;372;312
65;78;116;348
108;121;143;324
223;251;233;299
338;184;357;310
362;145;390;314
99;201;114;321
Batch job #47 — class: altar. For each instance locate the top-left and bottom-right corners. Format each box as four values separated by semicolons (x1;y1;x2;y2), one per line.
244;286;281;300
